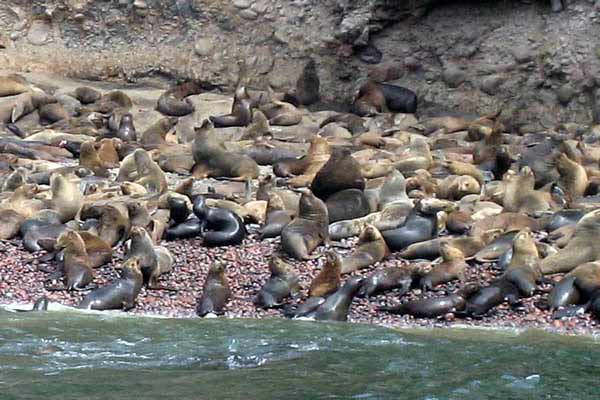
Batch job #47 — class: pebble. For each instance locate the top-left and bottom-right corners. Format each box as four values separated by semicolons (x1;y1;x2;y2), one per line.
233;0;252;9
442;65;466;88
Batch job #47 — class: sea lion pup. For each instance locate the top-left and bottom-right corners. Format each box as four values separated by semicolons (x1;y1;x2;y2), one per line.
85;91;132;114
437;175;481;201
0;74;29;97
540;209;600;275
79;141;110;177
96;138;121;168
209;85;253;127
254;256;301;309
419;242;467;291
258;192;295;239
460;279;520;317
501;229;542;297
191;119;259;180
157;81;203;117
259;96;303;126
502;167;552;216
0;184;43;219
125;226;173;289
555;152;588;203
281;189;329;260
274;135;330;179
381;203;438;252
45;231;94;291
325;189;370;223
308;250;342;297
116;150;140;182
193;196;246;246
132;149;167;194
116;113;137;142
78;256;144;311
340;224;389;274
310;147;365;200
310;276;364;322
352;80;387;116
38;103;69;124
140;117;178;145
92;205;130;247
379;283;481;319
283;58;320;107
446;210;474;234
393;136;433;175
126;201;152;229
74;87;101;104
196;263;231;317
44;173;83;223
359;266;415;298
0;209;25;240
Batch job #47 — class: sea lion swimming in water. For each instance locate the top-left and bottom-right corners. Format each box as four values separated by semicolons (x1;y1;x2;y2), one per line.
196;263;231;317
340;224;389;274
78;256;144;311
254;256;301;309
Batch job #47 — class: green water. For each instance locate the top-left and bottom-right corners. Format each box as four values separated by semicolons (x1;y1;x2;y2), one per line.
0;310;598;400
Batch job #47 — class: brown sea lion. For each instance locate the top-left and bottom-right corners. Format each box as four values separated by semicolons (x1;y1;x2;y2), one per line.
196;263;231;317
352;80;387;116
45;174;83;223
437;175;481;200
87;91;132;114
0;209;25;240
311;276;364;321
0;74;29;97
74;87;101;104
1;89;56;123
125;226;173;289
258;192;295;239
38;103;69;124
340;224;389;274
540;209;600;275
280;189;329;260
47;230;94;291
77;231;112;269
309;250;342;297
419;242;467;290
140;117;178;145
260;97;303;126
502;229;541;297
359;266;415;298
310;147;365;200
549;262;600;310
79;141;110;177
191;120;259;181
133;149;168;194
157;81;203;116
275;135;330;181
96;138;121;168
393;136;433;175
446;210;474;234
0;184;44;218
556;152;587;203
95;205;130;247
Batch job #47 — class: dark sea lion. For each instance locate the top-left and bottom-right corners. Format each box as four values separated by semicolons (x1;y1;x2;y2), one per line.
325;188;370;223
379;83;417;114
502;229;541;297
116;113;137;142
46;231;94;291
359;266;414;298
157;81;203;116
281;189;329;260
473;230;519;263
196;263;231;317
379;283;480;318
419;243;467;291
340;224;389;274
311;276;364;322
74;87;101;104
254;256;301;309
545;209;584;232
462;279;520;317
79;141;110;177
287;296;326;319
446;210;474;234
381;205;437;251
22;222;68;253
0;209;25;240
193;196;246;246
310;147;365;200
164;217;203;241
192;120;259;180
210;85;253;127
540;209;600;274
168;196;191;225
284;58;320;106
548;276;580;310
38;103;69;124
258;192;294;239
78;256;144;311
140;117;178;145
309;250;342;297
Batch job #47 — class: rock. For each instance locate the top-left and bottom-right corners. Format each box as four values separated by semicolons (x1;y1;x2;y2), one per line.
250;46;273;74
480;75;504;96
368;63;403;82
556;83;576;105
233;0;251;9
394;113;418;130
239;9;258;20
194;38;214;57
357;44;383;65
512;46;535;64
133;0;148;9
27;18;52;46
442;65;466;88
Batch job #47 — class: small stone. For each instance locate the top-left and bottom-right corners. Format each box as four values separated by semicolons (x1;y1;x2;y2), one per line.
556;83;576;105
442;65;466;88
512;46;535;64
239;9;258;20
233;0;251;9
480;75;504;96
27;19;52;46
133;0;148;8
357;44;382;64
368;63;403;82
337;44;353;58
404;57;421;71
194;38;214;56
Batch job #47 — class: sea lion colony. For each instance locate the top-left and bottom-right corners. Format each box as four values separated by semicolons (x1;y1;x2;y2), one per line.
1;63;600;330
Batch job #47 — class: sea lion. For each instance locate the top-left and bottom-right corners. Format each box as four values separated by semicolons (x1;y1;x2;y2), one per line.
140;117;178;145
74;87;101;104
193;196;246;246
380;83;418;113
79;141;110;177
438;175;481;200
310;147;365;200
96;138;121;168
393;137;433;175
196;263;231;317
86;91;132;114
419;242;467;291
284;58;320;106
76;231;112;269
93;205;130;247
0;209;25;240
340;224;389;274
133;149;168;194
126;201;152;229
0;74;29;97
555;152;587;203
310;276;364;322
358;266;414;298
325;189;371;223
540;209;600;274
78;256;144;311
276;135;330;182
381;205;437;251
164;217;203;241
260;98;302;126
258;192;295;239
38;103;69;124
280;189;329;260
502;229;541;297
168;195;191;225
45;174;83;223
309;250;342;297
192;120;259;180
544;209;584;232
328;201;412;240
124;226;172;289
157;81;203;116
461;279;520;317
46;231;94;291
116;113;137;142
446;210;474;234
549;261;600;311
210;85;253;127
379;283;480;318
254;256;301;309
548;276;581;311
352;80;387;116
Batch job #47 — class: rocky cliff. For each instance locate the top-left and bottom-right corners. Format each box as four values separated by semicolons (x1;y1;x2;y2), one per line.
1;0;600;130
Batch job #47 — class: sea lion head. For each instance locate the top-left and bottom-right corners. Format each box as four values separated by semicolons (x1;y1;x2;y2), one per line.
324;250;341;271
55;230;78;250
207;263;227;280
118;256;142;274
458;282;481;297
269;255;294;276
455;175;480;198
358;224;383;243
512;228;539;258
576;209;600;232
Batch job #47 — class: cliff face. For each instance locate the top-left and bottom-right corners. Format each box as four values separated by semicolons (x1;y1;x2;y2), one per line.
1;0;600;129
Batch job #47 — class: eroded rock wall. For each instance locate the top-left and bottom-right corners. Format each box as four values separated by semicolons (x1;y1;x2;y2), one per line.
1;0;600;129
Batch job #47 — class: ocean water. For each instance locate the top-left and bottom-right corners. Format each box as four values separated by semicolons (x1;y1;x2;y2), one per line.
0;309;598;400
